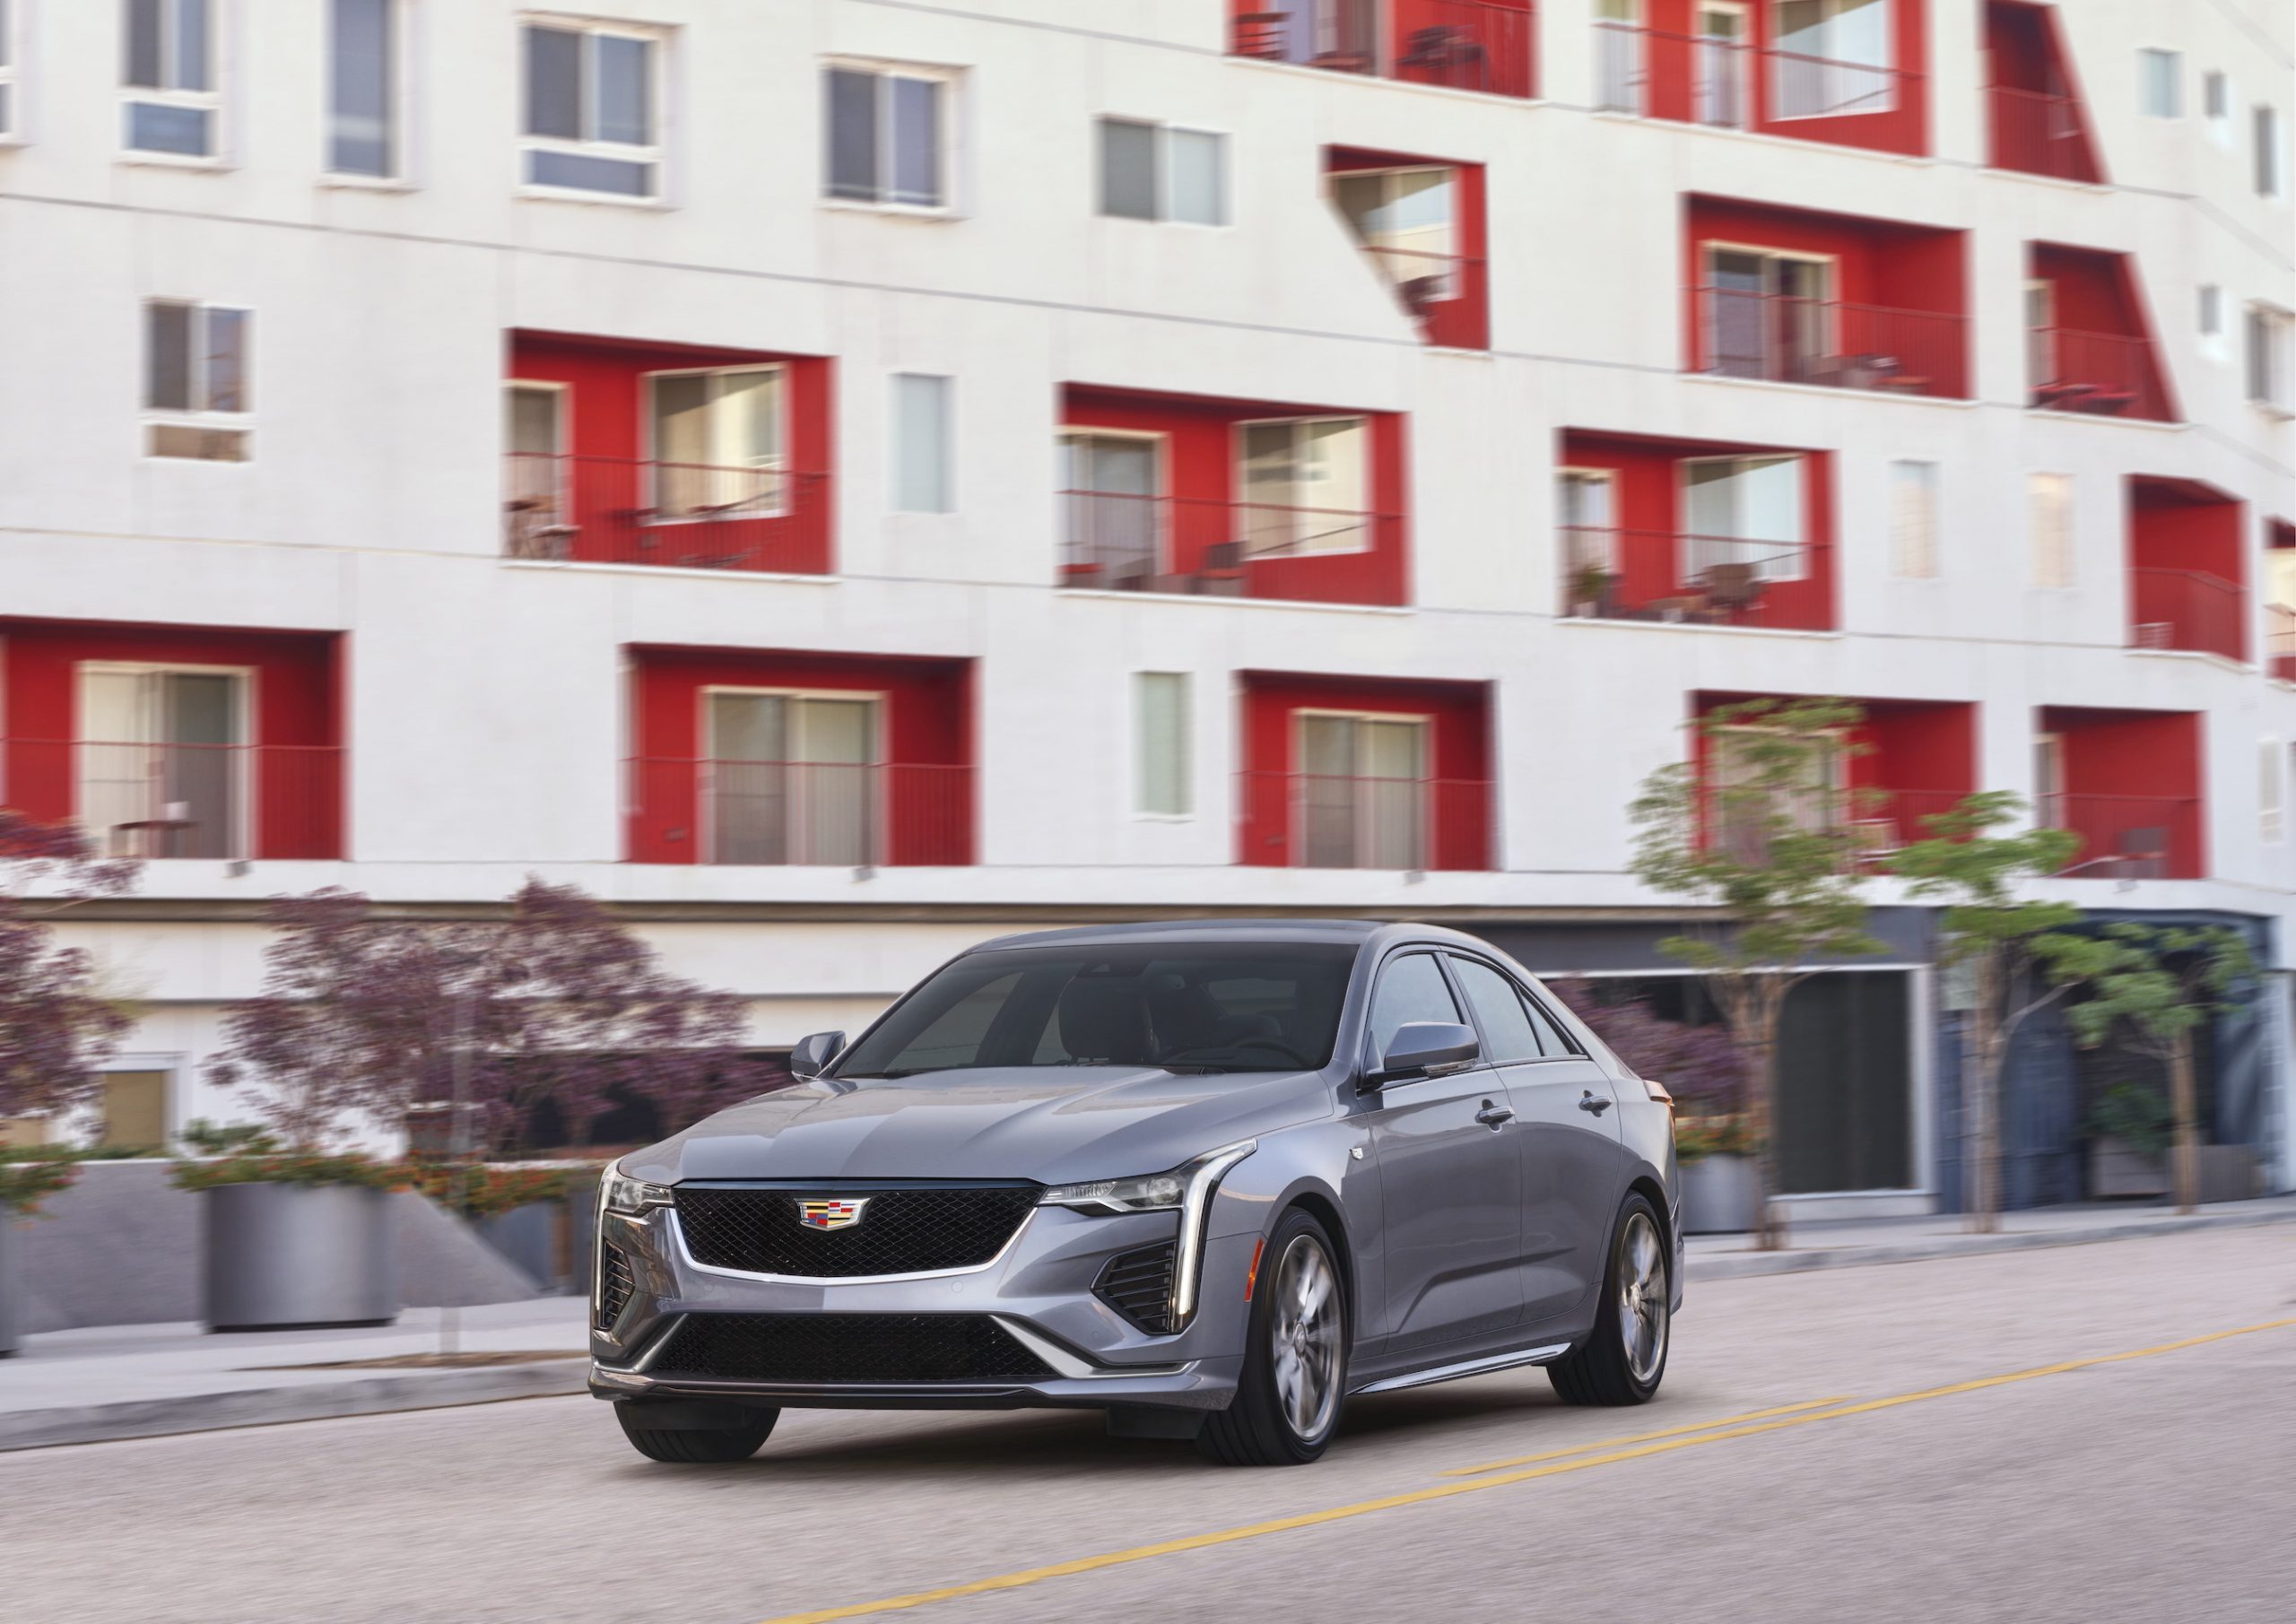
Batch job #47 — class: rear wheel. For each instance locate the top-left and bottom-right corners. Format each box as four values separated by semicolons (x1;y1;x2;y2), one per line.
614;1403;779;1463
1548;1194;1669;1407
1198;1210;1347;1466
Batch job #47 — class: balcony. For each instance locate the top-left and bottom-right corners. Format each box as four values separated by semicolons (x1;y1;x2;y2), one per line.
504;455;831;574
1560;528;1833;631
2130;569;2243;663
2268;604;2296;682
1988;86;2100;182
3;740;344;861
1592;22;1918;139
1058;491;1402;606
625;759;972;867
2029;330;2172;421
1692;287;1963;399
1231;1;1534;100
2043;795;2202;881
1235;771;1490;871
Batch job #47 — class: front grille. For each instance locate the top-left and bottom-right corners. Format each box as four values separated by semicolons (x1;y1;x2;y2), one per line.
673;1185;1040;1278
1094;1242;1179;1334
648;1313;1055;1384
596;1244;634;1330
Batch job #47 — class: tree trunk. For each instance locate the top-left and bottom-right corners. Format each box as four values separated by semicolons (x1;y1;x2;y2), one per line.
2169;1033;2199;1216
1728;1012;1786;1252
1965;955;2005;1236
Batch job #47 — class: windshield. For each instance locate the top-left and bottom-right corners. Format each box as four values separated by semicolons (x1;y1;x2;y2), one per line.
833;943;1358;1078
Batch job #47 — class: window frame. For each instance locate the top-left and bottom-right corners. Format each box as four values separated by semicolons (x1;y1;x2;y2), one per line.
1231;414;1376;559
2248;304;2294;416
1096;115;1229;228
325;0;412;186
1446;952;1587;1064
639;362;790;519
696;684;889;869
142;298;253;462
1291;708;1433;872
1886;456;1939;581
517;13;666;204
2257;104;2285;200
2028;470;2074;589
2260;738;2283;845
2136;48;2182;120
1361;948;1465;1079
1768;0;1895;124
1058;426;1170;574
0;0;21;144
1700;240;1840;382
889;371;952;514
121;0;226;165
1131;670;1192;821
822;58;958;216
73;660;257;858
1328;162;1461;302
1676;452;1808;584
1558;465;1622;578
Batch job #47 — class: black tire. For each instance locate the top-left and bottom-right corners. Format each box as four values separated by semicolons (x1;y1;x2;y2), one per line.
1548;1193;1670;1407
614;1403;780;1463
1198;1209;1348;1466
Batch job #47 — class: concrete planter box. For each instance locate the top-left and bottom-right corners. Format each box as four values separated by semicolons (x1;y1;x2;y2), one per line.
476;1201;576;1293
1680;1154;1761;1235
202;1182;398;1333
2089;1138;2170;1200
0;1215;21;1357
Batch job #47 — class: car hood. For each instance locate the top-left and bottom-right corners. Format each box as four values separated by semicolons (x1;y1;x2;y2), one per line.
621;1065;1335;1185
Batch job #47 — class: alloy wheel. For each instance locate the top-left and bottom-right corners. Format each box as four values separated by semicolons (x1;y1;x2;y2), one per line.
1616;1210;1668;1385
1269;1234;1342;1441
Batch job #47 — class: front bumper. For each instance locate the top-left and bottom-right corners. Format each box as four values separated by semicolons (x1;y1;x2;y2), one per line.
589;1199;1254;1412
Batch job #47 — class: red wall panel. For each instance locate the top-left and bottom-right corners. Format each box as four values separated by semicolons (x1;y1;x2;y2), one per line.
1327;148;1490;352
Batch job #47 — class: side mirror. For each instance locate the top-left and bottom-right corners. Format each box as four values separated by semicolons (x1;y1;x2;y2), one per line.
1367;1021;1481;1088
787;1030;846;1081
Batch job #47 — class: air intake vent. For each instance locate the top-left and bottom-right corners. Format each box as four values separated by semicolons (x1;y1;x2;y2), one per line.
648;1313;1055;1385
596;1244;634;1331
1094;1241;1179;1334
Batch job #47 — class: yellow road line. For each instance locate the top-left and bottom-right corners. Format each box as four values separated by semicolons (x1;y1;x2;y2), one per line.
1437;1395;1856;1477
756;1316;2296;1624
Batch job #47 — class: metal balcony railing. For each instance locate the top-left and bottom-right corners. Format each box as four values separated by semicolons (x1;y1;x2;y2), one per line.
1694;287;1965;398
2040;794;2201;880
1057;490;1402;605
1235;770;1491;871
2129;569;2245;663
504;453;832;573
1559;526;1833;630
1988;85;2099;182
1231;2;1535;100
1593;22;1910;126
625;759;973;867
2028;328;2173;421
2;739;344;860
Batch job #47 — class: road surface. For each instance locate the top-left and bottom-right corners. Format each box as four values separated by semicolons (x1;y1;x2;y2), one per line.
15;1223;2294;1624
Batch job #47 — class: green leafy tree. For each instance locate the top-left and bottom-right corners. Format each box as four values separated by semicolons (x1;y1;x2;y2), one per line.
2063;924;2256;1215
1631;697;1883;1249
1888;792;2104;1234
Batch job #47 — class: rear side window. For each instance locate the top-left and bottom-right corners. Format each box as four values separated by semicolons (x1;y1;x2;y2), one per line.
1448;956;1542;1064
1365;953;1461;1064
1520;989;1582;1057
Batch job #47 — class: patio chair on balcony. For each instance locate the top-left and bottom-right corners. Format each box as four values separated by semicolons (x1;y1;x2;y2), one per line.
1699;561;1765;621
1400;26;1486;91
504;497;577;560
1197;541;1248;598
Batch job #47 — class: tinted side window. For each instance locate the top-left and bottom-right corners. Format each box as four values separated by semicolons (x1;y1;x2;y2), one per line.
1520;988;1582;1057
1448;957;1542;1064
1365;953;1461;1064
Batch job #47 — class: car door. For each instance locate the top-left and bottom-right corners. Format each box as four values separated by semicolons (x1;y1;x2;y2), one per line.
1446;954;1625;1327
1361;950;1524;1350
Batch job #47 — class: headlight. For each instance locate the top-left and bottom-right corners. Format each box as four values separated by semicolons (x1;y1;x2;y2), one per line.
602;1165;674;1216
1041;1141;1257;1331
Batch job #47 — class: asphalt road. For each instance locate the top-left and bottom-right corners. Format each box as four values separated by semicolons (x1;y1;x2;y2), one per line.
15;1224;2295;1624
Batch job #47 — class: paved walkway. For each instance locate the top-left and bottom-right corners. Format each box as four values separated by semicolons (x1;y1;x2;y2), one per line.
5;1196;2292;1451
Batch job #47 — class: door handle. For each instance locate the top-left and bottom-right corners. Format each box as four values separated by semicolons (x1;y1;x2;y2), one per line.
1474;1101;1515;1129
1578;1090;1613;1116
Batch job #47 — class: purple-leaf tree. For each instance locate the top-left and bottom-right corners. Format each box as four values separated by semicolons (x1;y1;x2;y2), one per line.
209;880;765;1155
1549;978;1748;1116
0;814;138;1131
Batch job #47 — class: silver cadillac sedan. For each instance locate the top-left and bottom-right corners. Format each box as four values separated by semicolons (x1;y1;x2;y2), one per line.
590;920;1682;1466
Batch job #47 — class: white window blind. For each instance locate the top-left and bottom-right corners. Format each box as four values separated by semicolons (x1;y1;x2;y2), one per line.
2030;473;2073;587
329;0;396;177
1135;673;1190;817
1889;460;1938;579
891;373;951;513
2262;739;2283;844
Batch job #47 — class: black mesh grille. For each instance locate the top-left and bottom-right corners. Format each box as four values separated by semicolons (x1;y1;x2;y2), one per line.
1094;1242;1179;1334
674;1185;1039;1278
649;1313;1055;1384
596;1244;634;1330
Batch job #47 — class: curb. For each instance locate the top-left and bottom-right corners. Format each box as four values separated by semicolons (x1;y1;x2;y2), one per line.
1686;1203;2296;1281
0;1359;590;1453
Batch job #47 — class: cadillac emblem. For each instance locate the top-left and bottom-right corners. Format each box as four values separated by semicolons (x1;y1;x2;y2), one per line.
797;1197;869;1231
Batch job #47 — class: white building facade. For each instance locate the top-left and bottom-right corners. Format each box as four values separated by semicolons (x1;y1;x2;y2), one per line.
2;0;2292;1206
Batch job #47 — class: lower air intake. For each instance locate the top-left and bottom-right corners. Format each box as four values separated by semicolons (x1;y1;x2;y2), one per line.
648;1313;1056;1384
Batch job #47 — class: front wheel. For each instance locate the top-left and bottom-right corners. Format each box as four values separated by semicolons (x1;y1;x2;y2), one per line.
1197;1210;1347;1465
1548;1194;1669;1407
615;1402;779;1463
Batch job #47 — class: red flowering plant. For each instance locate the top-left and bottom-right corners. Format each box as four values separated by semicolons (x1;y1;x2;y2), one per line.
1550;978;1752;1163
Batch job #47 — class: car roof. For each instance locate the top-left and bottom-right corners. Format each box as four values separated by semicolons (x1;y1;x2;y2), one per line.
966;918;1476;954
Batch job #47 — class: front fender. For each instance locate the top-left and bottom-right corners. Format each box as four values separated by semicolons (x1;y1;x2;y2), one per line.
1203;1115;1388;1342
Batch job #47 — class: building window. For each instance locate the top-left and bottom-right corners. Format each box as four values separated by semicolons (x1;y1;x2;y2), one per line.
98;1071;171;1151
1889;460;1938;579
1239;418;1370;556
2248;306;2292;412
1684;455;1805;583
329;0;398;178
521;18;659;198
1297;712;1428;871
1099;118;1225;225
825;64;950;210
645;366;786;517
0;0;18;141
144;300;249;461
891;373;951;513
2205;71;2230;124
1712;724;1845;859
1703;246;1833;381
1594;0;1643;114
2258;105;2284;198
1559;468;1620;579
2137;49;2181;118
76;665;248;858
1059;432;1162;574
123;0;220;159
1333;167;1458;300
2029;472;2073;587
2200;284;2223;338
1771;0;1892;120
1135;673;1190;817
702;691;880;867
2261;739;2283;844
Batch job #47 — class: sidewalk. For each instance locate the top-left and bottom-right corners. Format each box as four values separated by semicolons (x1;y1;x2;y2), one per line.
6;1195;2293;1452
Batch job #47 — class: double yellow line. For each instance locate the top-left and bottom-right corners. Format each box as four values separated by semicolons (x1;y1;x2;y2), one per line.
758;1316;2296;1624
